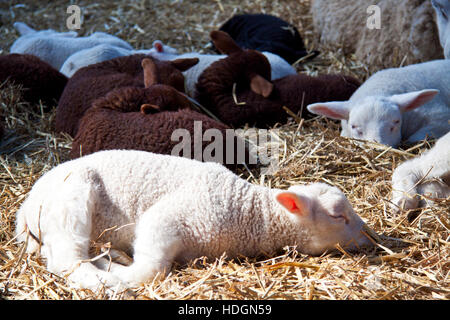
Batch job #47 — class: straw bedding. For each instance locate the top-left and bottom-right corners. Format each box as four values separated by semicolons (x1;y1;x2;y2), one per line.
0;0;448;300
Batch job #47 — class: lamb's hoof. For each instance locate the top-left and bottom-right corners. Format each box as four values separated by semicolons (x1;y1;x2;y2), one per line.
390;194;419;213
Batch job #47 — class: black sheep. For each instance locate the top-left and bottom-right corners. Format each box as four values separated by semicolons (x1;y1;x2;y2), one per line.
215;13;319;64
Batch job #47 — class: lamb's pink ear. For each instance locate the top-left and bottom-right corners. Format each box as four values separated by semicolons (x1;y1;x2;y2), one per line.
141;104;160;114
210;30;242;55
389;89;439;113
250;74;274;98
141;58;158;88
153;40;164;53
276;192;311;217
307;101;350;120
170;58;199;72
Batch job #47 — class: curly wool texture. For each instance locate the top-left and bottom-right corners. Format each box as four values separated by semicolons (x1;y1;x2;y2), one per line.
195;54;361;127
55;54;190;137
0;54;68;110
71;108;249;169
70;85;250;168
154;51;296;98
311;0;443;71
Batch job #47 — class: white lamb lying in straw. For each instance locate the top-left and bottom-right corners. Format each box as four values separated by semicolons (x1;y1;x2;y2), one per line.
16;150;372;290
391;131;450;212
60;41;179;77
10;22;133;70
307;59;450;148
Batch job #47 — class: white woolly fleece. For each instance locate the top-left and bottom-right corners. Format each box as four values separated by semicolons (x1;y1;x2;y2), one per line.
10;29;133;70
16;150;369;289
59;42;179;77
391;131;450;212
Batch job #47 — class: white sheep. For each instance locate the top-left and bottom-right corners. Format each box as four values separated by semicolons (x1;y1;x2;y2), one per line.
10;22;133;70
307;59;450;148
432;0;450;58
391;131;450;212
147;50;297;97
311;0;443;72
59;41;178;77
15;150;371;290
13;21;78;38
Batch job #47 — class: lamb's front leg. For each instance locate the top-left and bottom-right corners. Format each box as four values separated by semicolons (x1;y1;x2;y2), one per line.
391;158;422;212
110;198;185;287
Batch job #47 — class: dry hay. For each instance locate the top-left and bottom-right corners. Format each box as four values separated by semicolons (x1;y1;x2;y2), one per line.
0;0;448;300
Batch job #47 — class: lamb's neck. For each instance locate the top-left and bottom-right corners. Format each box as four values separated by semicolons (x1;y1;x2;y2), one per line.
246;185;309;255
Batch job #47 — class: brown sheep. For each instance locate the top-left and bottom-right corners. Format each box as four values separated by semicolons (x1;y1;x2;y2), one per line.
71;58;252;169
0;54;67;111
195;31;361;128
55;54;199;137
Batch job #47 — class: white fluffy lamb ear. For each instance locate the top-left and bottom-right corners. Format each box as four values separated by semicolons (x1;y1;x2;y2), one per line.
152;40;164;53
13;22;36;35
307;101;350;120
389;89;440;113
275;192;311;217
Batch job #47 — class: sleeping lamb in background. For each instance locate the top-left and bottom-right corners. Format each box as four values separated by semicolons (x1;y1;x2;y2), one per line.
55;54;199;137
60;40;178;77
215;13;319;64
310;0;443;72
391;131;450;212
10;22;133;70
71;58;251;168
432;0;450;58
307;59;450;148
12;21;78;38
15;149;372;290
195;31;360;128
0;53;68;110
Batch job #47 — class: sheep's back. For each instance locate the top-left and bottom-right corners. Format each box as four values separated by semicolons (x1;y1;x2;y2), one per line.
71;108;251;170
55;55;186;137
0;54;67;110
311;0;443;72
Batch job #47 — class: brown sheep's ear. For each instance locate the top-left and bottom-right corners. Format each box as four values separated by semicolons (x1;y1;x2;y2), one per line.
170;58;199;72
141;103;160;114
141;58;158;88
250;74;274;98
210;30;242;55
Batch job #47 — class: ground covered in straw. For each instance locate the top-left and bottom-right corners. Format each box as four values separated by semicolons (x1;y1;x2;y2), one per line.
0;0;448;300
